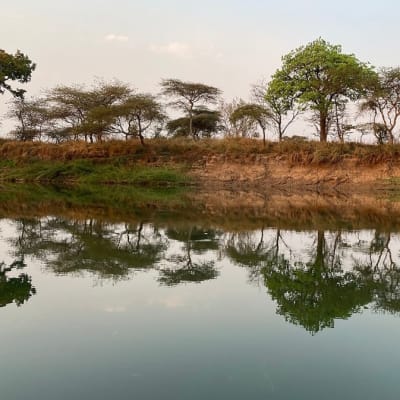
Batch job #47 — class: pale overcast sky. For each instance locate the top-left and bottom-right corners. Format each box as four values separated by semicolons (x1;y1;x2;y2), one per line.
1;0;400;132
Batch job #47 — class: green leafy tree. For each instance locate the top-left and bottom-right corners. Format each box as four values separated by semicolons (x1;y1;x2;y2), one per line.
253;80;299;141
268;38;376;142
0;49;36;98
161;79;222;139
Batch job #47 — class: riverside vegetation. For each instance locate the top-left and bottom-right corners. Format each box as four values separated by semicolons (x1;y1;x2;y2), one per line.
2;39;400;189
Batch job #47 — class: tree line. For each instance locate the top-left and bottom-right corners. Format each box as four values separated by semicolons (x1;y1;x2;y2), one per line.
2;38;400;144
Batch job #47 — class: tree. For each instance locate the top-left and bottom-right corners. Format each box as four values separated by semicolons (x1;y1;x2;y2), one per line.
160;79;221;139
359;67;400;144
7;97;51;141
166;108;221;138
0;49;36;98
253;79;299;141
111;94;166;145
230;103;272;146
269;38;376;142
218;98;259;138
46;81;131;142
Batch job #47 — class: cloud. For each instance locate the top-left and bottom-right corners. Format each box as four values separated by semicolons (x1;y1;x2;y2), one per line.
105;34;129;42
149;42;191;58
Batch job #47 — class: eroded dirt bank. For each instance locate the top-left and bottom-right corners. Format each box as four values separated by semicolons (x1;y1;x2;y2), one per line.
188;155;400;190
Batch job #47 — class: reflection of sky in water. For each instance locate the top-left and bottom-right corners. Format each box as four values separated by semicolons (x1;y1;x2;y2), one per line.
1;217;400;399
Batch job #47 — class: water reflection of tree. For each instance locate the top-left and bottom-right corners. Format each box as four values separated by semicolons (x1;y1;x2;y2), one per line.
225;228;289;283
10;218;168;281
159;227;220;285
262;231;373;334
353;232;400;313
0;259;36;308
225;228;400;334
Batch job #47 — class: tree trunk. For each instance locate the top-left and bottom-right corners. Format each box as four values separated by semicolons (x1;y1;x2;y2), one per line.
389;130;394;145
320;113;328;142
138;120;146;146
262;127;266;147
189;111;194;139
189;103;195;140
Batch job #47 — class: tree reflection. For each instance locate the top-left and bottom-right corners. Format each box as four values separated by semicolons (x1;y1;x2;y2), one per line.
225;228;287;282
353;231;400;313
160;227;220;285
5;214;400;330
224;228;400;334
262;231;373;334
10;218;168;281
0;259;36;308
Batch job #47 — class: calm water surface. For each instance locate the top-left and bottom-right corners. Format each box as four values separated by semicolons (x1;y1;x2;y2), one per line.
1;214;400;399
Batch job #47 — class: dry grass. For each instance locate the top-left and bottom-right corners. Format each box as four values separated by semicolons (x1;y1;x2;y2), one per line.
1;138;400;165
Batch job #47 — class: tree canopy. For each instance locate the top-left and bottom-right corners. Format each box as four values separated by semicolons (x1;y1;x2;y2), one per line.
0;49;36;98
360;67;400;144
230;103;272;146
161;79;221;139
268;38;377;141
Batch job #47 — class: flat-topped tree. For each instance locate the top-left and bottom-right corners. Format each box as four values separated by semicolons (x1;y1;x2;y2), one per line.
269;38;377;142
111;94;166;145
0;49;36;98
161;79;221;139
166;108;221;139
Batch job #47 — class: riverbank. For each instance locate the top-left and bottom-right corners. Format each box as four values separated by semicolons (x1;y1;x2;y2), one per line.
1;138;400;189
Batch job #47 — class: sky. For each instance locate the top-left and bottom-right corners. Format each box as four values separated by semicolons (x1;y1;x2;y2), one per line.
2;0;400;134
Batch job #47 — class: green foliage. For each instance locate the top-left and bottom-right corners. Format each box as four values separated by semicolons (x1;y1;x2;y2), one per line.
230;103;272;145
111;93;166;144
166;109;221;138
0;260;36;308
268;38;377;141
0;49;36;98
161;79;222;139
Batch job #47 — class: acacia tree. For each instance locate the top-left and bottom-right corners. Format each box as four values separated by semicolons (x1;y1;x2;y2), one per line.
0;49;36;98
230;103;272;146
269;38;377;142
7;97;51;141
359;67;400;144
111;94;166;145
166;108;221;139
160;79;221;139
46;81;131;142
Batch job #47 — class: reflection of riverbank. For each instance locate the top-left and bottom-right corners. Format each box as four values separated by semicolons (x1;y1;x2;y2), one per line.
1;184;400;231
